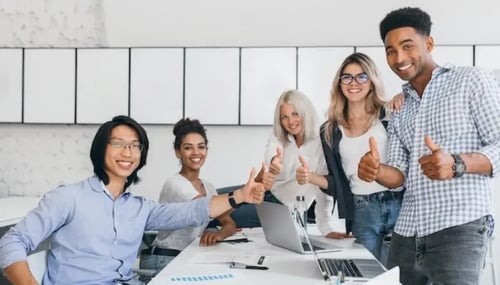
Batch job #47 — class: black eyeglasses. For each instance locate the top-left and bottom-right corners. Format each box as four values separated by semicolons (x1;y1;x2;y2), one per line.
339;73;369;85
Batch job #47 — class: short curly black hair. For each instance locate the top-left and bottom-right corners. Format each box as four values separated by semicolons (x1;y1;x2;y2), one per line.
173;118;208;150
379;7;432;41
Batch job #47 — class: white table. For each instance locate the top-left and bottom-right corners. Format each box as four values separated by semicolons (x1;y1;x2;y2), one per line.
149;226;377;285
0;196;41;227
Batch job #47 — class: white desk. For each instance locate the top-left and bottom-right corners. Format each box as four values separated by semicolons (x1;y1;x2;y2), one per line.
0;196;41;227
149;227;377;285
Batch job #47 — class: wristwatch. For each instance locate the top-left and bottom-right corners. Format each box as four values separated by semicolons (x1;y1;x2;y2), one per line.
452;154;466;178
228;191;240;208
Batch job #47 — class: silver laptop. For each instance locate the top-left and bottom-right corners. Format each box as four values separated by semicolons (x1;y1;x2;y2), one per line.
297;209;387;282
255;201;342;254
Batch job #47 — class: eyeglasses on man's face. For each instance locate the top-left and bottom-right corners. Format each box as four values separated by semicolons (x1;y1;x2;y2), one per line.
108;140;143;152
339;73;369;85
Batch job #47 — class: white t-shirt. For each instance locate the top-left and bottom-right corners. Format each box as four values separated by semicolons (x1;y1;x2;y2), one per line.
339;120;388;195
264;133;346;235
153;174;217;250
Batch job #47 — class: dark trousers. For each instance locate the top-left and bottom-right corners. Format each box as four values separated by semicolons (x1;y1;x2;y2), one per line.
388;216;490;285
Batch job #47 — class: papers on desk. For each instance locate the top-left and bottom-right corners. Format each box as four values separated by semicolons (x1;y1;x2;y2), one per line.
167;272;254;284
190;253;269;267
169;273;235;283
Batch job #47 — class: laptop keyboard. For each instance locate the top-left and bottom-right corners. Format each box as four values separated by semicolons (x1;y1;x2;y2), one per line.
320;258;363;277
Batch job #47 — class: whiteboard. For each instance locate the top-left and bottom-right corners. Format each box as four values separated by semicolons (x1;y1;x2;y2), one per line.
240;48;296;125
130;48;183;124
0;49;22;122
298;47;354;121
185;48;239;125
24;49;75;123
433;45;473;67
475;45;500;80
355;46;404;100
76;49;129;124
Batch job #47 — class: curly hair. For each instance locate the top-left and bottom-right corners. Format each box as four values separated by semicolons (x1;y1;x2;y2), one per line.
173;118;208;150
379;7;432;41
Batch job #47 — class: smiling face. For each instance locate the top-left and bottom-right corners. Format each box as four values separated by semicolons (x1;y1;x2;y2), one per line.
384;26;434;84
279;102;303;137
175;132;207;172
104;125;141;184
340;63;372;104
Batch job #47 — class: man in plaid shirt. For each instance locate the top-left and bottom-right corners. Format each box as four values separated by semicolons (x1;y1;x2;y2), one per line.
357;7;500;285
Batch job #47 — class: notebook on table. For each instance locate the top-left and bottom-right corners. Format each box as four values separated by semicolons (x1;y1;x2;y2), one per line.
255;201;342;254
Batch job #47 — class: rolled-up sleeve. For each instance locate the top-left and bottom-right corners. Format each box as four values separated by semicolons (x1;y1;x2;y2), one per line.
470;69;500;177
386;114;409;177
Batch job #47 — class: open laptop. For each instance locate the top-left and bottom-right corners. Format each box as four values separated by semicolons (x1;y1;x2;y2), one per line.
255;201;342;254
296;208;388;282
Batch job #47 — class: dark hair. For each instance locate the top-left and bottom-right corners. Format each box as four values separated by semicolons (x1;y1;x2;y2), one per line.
90;115;149;188
173;118;208;150
379;7;432;41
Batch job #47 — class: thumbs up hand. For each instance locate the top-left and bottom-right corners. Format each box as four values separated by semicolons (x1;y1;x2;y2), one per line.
260;161;275;190
418;135;454;180
241;168;265;204
269;147;283;175
296;155;311;185
358;137;381;182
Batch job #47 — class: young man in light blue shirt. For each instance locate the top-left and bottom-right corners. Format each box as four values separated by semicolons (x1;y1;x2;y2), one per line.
0;115;265;285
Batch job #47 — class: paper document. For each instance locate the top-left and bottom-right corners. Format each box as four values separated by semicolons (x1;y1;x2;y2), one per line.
363;266;400;285
167;272;252;284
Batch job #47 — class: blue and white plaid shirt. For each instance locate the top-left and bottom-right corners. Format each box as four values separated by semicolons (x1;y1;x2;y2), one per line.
387;64;500;237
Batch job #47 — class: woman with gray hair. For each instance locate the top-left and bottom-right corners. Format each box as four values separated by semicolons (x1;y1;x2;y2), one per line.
264;89;349;239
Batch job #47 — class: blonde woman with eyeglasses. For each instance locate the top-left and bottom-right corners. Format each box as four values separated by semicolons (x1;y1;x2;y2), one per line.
296;53;403;264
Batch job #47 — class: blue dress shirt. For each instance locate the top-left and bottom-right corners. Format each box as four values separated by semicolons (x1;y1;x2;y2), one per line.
0;176;210;284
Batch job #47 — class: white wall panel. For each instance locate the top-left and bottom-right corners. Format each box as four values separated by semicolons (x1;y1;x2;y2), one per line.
433;45;473;67
130;48;183;124
76;49;129;124
185;48;239;125
24;49;75;123
0;49;22;122
241;48;296;125
476;45;500;81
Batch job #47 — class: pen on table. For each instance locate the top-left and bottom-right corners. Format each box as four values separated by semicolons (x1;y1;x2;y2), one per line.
230;262;268;270
216;238;249;243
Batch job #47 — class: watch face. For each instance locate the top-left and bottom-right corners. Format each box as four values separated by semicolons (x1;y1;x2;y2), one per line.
453;154;466;177
456;163;466;174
